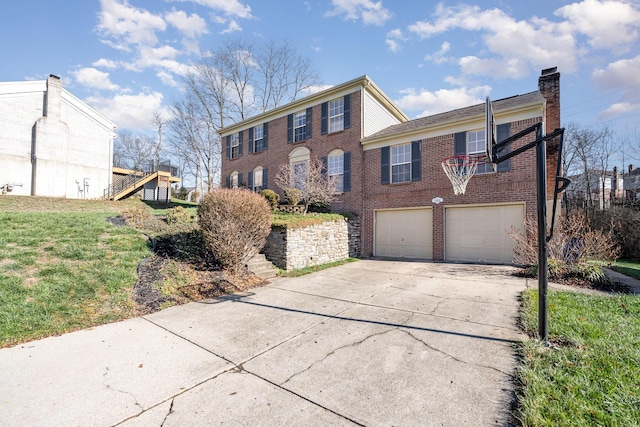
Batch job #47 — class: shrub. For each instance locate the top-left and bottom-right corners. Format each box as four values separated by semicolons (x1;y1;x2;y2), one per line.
260;189;280;210
511;212;620;283
283;187;302;206
590;207;640;260
121;206;152;225
198;189;272;274
166;206;192;224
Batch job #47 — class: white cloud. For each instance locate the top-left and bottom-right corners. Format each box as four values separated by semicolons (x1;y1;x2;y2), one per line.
599;102;640;119
86;91;167;130
424;41;451;64
221;19;242;34
394;85;491;117
408;3;578;77
157;71;179;87
592;55;640;90
326;0;392;26
165;9;208;38
92;58;118;69
592;55;640;119
97;0;166;48
385;29;405;53
555;0;640;53
169;0;252;19
73;68;120;91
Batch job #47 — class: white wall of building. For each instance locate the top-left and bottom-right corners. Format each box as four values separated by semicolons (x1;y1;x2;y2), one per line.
0;75;116;199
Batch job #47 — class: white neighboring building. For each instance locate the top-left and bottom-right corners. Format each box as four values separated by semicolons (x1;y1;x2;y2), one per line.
0;75;116;198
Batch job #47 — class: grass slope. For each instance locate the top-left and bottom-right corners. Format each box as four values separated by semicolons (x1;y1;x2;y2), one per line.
0;196;156;347
516;290;640;426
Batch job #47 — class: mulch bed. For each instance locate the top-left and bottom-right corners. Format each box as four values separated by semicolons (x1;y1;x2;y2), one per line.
514;270;632;294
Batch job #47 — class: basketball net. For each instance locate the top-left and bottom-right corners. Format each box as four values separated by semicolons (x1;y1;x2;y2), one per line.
441;155;483;195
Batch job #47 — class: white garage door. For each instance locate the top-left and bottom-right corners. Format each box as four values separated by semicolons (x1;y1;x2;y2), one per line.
375;208;433;259
445;204;524;264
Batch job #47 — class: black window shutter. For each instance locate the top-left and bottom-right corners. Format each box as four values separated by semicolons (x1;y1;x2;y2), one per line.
226;135;231;159
306;107;313;139
496;123;511;172
321;102;328;135
247;170;253;190
411;141;421;181
238;131;243;157
343;152;351;192
287;114;293;143
263;123;268;150
238;173;243;187
248;127;254;153
262;168;268;189
343;94;351;129
381;146;390;185
321;156;328;176
454;132;466;156
226;175;231;188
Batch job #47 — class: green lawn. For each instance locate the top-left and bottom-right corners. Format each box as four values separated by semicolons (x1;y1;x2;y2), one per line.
0;197;152;347
611;260;640;281
516;290;640;426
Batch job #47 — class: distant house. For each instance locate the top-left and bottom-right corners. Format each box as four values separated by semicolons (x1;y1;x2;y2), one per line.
565;167;624;208
0;75;117;199
624;165;640;200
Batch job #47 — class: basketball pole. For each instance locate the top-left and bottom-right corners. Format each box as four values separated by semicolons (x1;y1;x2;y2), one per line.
535;125;549;343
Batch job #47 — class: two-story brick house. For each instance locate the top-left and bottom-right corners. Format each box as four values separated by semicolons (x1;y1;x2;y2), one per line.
220;68;561;264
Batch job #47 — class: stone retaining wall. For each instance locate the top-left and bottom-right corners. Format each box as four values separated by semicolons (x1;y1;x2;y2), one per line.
263;219;349;271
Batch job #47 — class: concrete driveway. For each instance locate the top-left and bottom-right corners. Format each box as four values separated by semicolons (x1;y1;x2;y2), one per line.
0;260;528;426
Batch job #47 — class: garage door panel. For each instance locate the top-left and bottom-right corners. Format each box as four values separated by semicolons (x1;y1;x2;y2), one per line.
446;205;524;264
375;209;433;259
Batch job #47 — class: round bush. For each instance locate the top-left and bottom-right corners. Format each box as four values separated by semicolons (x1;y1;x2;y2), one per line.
166;206;192;224
260;189;280;210
198;189;272;273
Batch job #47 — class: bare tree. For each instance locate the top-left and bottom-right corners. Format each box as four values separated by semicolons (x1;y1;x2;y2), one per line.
168;94;221;196
254;40;319;112
152;112;164;170
563;123;616;205
274;158;338;214
113;130;157;171
166;39;319;192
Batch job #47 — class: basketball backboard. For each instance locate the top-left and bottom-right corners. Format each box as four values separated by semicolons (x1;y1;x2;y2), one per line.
485;96;497;164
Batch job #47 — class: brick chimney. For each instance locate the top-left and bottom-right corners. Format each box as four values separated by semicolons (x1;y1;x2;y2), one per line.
630;164;635;174
538;67;560;133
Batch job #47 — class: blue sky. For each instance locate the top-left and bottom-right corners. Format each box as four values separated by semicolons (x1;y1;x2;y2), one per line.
2;0;639;148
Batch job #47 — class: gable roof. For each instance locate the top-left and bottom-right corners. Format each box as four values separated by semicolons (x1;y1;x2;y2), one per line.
218;75;408;136
361;91;545;149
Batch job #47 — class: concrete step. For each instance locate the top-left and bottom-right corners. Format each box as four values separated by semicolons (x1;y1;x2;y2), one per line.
246;253;278;280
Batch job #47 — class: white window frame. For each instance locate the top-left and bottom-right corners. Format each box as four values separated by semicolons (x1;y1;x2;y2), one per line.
253;125;264;152
328;98;344;133
294;111;307;142
467;129;492;174
253;166;263;192
328;149;344;193
391;144;411;183
230;133;240;159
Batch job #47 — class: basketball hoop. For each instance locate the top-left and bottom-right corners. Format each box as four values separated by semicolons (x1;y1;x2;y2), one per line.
441;155;485;195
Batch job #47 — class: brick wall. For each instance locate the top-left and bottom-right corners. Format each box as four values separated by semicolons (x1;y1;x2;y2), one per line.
362;117;545;259
221;90;364;215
